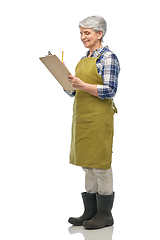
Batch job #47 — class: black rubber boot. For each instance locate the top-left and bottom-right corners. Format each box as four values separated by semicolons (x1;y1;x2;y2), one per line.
83;192;115;229
68;192;97;226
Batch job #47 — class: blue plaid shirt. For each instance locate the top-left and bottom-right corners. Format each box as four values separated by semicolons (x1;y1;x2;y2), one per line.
66;46;120;100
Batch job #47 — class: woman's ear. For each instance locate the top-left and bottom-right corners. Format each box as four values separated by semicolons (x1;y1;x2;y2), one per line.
98;31;103;40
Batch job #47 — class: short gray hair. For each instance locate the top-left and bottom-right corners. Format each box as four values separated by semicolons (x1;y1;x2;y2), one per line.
79;16;107;42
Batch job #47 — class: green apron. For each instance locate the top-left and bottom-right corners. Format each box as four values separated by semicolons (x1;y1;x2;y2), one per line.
70;53;116;169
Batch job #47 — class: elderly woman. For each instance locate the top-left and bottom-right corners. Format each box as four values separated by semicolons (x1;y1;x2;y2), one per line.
66;16;120;229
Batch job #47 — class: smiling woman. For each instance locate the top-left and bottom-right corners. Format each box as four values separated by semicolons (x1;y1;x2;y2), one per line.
66;15;120;230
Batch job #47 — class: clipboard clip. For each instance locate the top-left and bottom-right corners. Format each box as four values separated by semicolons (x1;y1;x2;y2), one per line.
48;51;52;55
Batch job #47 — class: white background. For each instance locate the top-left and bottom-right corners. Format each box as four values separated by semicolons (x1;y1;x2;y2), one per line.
0;0;160;239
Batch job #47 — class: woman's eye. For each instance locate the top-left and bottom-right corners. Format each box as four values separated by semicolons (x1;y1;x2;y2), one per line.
80;31;90;37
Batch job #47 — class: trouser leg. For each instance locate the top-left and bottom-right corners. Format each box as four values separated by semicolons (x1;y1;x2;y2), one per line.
83;167;98;193
94;168;113;195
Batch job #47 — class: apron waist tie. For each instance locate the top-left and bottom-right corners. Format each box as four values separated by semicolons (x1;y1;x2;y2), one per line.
112;100;118;114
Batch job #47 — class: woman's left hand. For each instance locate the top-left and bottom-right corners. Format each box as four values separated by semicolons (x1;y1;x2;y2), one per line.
68;74;85;90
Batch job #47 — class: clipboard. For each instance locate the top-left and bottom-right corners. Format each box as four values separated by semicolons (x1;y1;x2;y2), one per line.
39;55;77;91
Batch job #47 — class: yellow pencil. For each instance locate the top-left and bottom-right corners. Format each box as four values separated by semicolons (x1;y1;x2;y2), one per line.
62;51;64;63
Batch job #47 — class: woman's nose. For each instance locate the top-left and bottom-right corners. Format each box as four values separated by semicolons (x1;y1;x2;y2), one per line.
81;34;86;41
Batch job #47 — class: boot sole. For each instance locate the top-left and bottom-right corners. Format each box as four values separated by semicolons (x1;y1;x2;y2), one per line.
83;220;114;230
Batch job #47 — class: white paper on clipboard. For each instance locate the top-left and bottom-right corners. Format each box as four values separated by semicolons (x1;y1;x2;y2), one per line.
39;55;77;91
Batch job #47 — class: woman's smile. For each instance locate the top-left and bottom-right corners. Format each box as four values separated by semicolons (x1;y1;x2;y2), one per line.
83;40;89;45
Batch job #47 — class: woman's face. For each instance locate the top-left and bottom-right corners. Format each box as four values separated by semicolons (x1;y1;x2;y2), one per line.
80;27;102;50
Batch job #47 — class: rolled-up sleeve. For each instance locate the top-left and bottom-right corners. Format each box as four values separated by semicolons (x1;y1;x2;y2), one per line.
97;54;120;100
64;89;76;97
